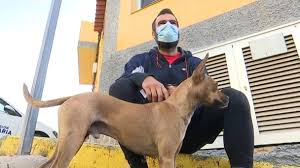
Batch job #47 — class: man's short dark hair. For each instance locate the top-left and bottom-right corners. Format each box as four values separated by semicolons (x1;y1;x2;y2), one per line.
152;8;178;32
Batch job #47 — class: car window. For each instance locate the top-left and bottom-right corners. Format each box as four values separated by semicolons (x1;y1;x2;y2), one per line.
0;103;5;113
4;105;17;116
0;98;21;117
0;99;8;114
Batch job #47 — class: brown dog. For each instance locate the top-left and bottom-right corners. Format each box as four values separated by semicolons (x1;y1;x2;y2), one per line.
23;54;228;168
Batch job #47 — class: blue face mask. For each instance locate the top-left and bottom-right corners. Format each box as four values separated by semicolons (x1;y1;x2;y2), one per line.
156;21;179;43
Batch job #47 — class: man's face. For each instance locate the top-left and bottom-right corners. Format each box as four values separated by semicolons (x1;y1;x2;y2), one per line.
152;13;179;50
154;14;178;32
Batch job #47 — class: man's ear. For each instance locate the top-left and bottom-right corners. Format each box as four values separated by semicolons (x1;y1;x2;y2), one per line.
192;53;209;83
152;31;155;39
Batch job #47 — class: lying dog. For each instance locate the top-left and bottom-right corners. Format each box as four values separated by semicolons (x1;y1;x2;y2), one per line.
23;54;228;168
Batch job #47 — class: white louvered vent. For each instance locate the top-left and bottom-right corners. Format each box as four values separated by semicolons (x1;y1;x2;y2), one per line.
206;53;231;137
243;35;300;133
206;53;231;90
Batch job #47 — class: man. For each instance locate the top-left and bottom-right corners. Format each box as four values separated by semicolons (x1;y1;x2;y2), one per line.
109;8;254;168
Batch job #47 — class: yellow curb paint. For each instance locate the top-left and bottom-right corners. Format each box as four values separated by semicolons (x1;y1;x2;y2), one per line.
0;136;299;168
0;136;20;155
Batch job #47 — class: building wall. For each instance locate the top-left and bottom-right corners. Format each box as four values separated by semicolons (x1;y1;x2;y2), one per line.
78;21;98;85
79;22;98;43
117;0;256;50
99;0;300;92
93;32;104;92
94;0;300;160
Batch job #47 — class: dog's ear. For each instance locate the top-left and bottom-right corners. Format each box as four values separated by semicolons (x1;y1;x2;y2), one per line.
192;53;209;83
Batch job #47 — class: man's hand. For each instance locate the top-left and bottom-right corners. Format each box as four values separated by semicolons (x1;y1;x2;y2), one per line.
142;76;169;102
166;85;177;96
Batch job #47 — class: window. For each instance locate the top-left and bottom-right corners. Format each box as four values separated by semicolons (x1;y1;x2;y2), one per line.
0;98;8;114
131;0;160;13
4;105;18;116
0;98;21;117
0;104;5;113
140;0;156;8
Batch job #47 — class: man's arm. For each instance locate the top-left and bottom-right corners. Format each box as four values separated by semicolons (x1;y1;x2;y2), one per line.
118;54;169;102
119;54;151;88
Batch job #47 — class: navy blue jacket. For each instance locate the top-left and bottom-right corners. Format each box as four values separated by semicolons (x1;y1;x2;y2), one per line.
120;47;202;88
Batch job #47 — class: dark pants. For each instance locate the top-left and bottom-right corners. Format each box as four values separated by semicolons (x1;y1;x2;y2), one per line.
109;78;254;168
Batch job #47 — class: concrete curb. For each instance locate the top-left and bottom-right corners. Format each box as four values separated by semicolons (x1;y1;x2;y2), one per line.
0;136;298;168
0;155;47;168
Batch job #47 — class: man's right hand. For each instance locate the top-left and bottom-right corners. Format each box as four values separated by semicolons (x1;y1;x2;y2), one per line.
142;76;169;102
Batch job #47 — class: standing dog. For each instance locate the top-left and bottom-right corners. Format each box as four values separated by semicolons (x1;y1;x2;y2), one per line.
23;54;228;168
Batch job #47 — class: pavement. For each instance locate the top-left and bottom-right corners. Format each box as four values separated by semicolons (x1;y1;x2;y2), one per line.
0;155;47;168
1;136;299;168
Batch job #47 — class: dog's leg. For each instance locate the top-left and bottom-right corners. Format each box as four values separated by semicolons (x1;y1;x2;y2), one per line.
48;133;85;168
39;144;59;168
158;140;177;168
158;154;175;168
173;142;183;167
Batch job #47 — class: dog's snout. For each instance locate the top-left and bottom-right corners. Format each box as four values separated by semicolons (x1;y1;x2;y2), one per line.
214;94;229;109
221;95;229;108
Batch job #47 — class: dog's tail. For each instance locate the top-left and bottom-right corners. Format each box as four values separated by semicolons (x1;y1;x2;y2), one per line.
23;84;71;108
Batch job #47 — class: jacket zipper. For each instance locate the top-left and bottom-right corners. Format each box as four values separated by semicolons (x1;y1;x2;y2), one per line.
157;52;185;68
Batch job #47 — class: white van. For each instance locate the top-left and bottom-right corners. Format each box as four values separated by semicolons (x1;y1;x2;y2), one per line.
0;97;57;139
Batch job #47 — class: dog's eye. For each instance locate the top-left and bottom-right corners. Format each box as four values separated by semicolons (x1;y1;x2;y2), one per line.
214;82;219;90
216;82;219;90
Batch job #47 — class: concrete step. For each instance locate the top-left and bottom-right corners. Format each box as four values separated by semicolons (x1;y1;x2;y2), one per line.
0;136;298;168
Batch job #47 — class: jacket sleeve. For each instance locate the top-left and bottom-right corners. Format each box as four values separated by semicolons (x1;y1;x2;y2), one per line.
119;55;152;88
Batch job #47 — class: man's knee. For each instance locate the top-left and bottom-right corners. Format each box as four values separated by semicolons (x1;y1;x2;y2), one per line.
221;88;251;116
222;88;243;98
109;78;143;103
109;78;136;96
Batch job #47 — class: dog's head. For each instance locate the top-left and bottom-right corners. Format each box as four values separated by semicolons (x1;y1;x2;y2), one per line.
189;54;229;108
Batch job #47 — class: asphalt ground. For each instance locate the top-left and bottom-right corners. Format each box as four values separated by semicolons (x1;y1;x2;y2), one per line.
0;155;47;168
